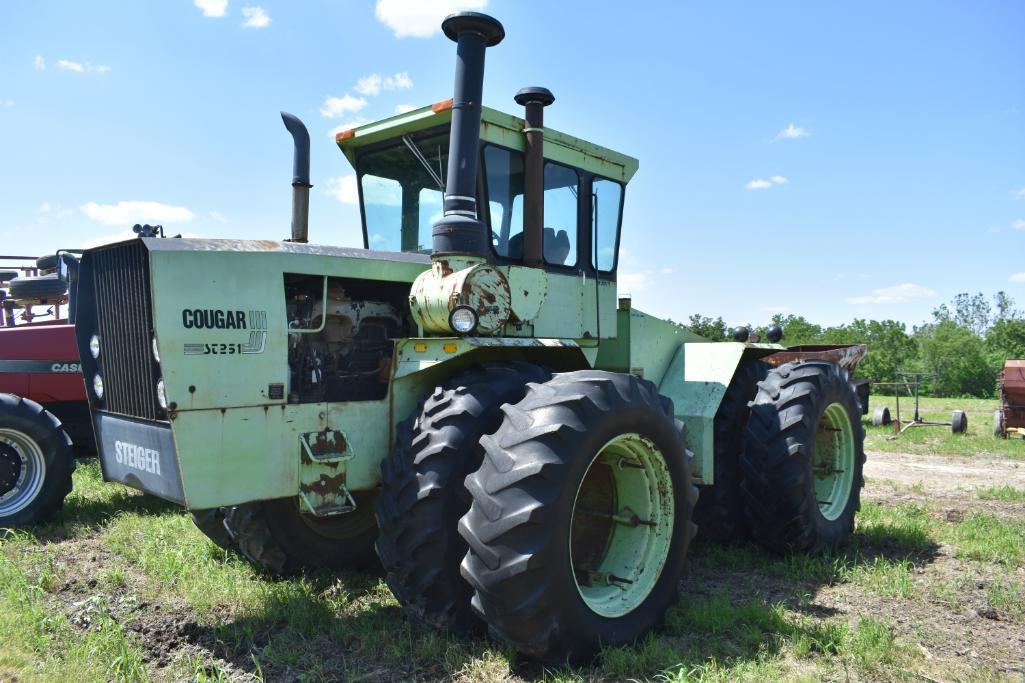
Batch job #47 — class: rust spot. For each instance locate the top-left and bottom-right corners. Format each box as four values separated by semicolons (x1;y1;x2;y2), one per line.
479;289;497;304
438;260;453;277
302;472;347;495
249;240;281;251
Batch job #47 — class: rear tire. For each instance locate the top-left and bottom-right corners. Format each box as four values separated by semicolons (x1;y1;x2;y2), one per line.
872;406;891;427
191;508;234;551
225;493;378;575
375;362;550;632
0;394;75;528
994;410;1006;438
741;361;865;554
951;410;967;434
693;359;767;543
459;371;697;663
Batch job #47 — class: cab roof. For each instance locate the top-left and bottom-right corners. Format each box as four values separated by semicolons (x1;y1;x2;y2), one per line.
334;102;639;184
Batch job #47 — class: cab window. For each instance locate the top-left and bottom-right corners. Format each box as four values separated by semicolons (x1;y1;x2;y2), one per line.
592;178;623;272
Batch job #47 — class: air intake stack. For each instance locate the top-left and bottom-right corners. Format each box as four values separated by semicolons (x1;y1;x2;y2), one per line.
514;87;555;268
431;12;505;257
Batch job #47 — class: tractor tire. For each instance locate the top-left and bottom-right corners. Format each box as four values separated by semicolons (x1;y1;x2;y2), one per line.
994;410;1006;438
693;359;768;543
224;493;378;575
0;394;75;527
740;360;865;554
375;362;551;633
872;406;891;427
8;274;67;302
191;508;234;551
951;410;967;434
459;371;698;663
35;254;60;272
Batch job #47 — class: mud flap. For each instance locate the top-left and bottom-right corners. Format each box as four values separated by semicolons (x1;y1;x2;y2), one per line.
94;412;185;504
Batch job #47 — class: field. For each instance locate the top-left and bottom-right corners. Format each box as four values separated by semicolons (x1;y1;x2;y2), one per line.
2;395;1024;682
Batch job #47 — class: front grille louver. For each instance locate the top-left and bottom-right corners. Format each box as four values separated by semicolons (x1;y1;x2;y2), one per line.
92;241;162;420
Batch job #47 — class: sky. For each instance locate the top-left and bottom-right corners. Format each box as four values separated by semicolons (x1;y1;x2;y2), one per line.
1;0;1023;329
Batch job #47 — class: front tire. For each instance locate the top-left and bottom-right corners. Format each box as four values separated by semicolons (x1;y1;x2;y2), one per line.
741;361;865;554
191;508;234;550
0;394;75;528
459;371;697;663
375;362;550;632
225;493;378;575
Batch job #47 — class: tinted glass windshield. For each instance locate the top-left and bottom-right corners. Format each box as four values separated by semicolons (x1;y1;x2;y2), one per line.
356;132;448;253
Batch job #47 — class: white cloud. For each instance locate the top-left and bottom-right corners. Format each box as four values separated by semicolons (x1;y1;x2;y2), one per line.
34;55;45;70
241;6;270;28
618;270;653;293
1013;219;1025;231
209;210;228;223
375;0;487;38
846;282;936;305
745;175;788;190
4;100;12;107
80;200;195;226
1010;273;1025;283
395;103;416;114
320;94;368;118
56;59;110;74
195;0;228;17
325;176;359;205
57;59;84;72
659;267;674;275
774;123;808;140
354;72;413;97
328;120;369;138
760;305;791;313
1015;187;1025;200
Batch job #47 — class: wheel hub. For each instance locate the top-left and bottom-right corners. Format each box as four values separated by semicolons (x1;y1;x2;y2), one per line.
569;433;674;618
0;429;47;516
0;442;21;497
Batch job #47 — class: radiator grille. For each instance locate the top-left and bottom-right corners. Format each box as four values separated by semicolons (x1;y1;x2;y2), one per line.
92;241;162;420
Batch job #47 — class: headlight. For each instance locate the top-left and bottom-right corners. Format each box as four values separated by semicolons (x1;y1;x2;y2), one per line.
152;336;161;363
92;373;104;399
156;378;167;410
89;334;100;359
449;306;478;335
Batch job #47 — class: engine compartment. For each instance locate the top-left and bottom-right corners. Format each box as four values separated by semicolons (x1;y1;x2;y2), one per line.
284;274;413;403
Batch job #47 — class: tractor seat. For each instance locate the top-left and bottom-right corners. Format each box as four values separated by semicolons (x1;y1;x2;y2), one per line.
504;227;571;265
0;270;18;283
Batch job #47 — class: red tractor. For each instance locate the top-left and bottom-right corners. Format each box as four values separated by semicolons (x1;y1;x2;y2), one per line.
0;251;89;527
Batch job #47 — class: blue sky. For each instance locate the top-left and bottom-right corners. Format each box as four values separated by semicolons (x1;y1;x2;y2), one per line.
1;0;1023;329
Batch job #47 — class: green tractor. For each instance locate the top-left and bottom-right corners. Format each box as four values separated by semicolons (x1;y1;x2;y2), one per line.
74;12;866;662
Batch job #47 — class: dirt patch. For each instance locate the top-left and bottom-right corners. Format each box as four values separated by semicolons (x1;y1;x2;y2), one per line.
865;450;1025;491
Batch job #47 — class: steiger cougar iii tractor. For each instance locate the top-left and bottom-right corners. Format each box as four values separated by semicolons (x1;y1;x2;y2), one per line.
74;12;866;662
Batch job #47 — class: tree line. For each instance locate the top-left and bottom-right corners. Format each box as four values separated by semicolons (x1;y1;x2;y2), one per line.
685;292;1025;398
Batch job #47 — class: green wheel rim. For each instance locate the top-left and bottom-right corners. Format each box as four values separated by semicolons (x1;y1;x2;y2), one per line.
813;403;856;521
569;433;674;618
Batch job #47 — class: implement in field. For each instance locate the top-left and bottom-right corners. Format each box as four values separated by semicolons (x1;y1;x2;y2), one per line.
73;12;869;663
995;360;1025;438
871;372;967;435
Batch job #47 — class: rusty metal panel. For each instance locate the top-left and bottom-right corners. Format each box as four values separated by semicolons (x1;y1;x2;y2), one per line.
761;344;867;372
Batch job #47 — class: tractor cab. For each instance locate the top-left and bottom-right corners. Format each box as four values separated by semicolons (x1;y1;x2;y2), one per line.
335;105;637;279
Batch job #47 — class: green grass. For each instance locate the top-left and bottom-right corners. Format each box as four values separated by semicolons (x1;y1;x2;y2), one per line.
942;512;1025;566
976;485;1025;501
3;439;1023;681
863;394;1025;458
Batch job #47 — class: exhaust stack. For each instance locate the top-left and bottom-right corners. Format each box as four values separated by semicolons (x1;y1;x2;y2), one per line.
514;87;555;268
431;12;505;257
281;112;311;243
